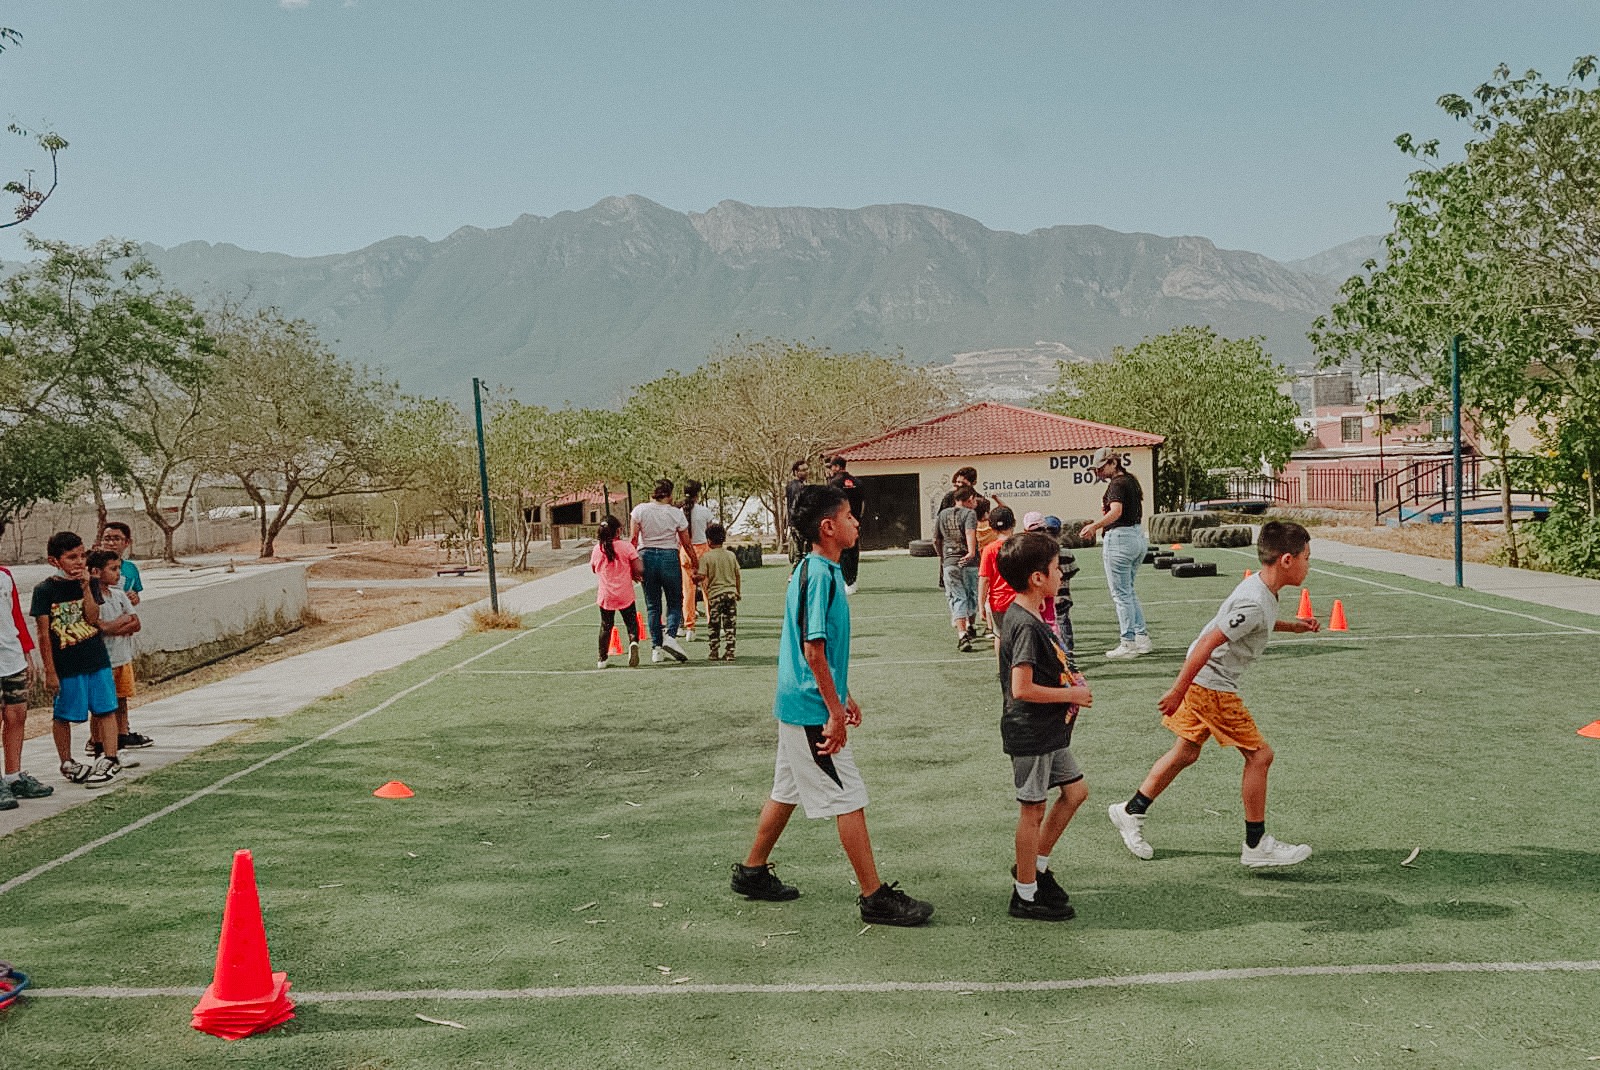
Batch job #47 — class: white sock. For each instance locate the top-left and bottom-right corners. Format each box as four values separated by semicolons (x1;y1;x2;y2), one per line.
1036;855;1051;873
2;772;18;785
1014;880;1037;901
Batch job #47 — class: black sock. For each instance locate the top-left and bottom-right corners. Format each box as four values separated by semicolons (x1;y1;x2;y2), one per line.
1245;820;1265;848
1126;791;1153;816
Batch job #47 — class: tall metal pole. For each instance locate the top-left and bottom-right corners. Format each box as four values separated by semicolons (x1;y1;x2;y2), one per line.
473;377;500;613
1451;334;1464;589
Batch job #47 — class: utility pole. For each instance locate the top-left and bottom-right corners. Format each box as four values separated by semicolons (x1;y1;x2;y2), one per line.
473;377;500;613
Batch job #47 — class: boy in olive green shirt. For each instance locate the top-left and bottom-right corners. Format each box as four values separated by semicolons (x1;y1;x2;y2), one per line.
698;522;742;661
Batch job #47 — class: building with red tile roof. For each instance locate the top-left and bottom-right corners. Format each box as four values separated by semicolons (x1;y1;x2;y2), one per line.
829;402;1164;548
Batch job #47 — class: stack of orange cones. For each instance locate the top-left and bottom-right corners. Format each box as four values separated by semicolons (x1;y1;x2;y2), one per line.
1329;599;1349;631
191;850;295;1039
1296;588;1313;619
608;627;625;656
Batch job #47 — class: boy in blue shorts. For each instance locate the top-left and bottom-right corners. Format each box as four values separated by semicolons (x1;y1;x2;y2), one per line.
1108;521;1319;867
996;531;1093;921
731;484;934;927
31;532;122;787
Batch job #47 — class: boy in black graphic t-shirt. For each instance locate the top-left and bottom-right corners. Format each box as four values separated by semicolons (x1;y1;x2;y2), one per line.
995;531;1093;922
30;531;121;786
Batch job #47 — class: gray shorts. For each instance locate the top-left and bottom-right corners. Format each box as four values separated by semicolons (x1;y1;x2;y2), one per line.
1011;746;1083;804
771;721;870;819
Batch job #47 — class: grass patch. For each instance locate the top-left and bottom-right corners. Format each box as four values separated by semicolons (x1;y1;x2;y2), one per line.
2;550;1598;1067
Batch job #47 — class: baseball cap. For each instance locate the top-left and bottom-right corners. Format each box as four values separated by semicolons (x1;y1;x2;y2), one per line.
1022;510;1046;531
1043;515;1062;533
1090;447;1115;469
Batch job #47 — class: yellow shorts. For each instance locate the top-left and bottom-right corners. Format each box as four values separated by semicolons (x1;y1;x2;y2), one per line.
112;663;137;700
1163;684;1266;750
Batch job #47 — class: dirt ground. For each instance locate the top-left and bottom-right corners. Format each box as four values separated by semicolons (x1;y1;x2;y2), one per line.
1278;508;1514;565
22;540;592;743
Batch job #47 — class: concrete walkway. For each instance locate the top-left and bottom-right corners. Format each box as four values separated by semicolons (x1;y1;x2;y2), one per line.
1;564;597;837
1313;539;1600;618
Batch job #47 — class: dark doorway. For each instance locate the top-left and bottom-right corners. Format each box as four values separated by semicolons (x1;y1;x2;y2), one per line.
551;501;586;526
857;473;921;550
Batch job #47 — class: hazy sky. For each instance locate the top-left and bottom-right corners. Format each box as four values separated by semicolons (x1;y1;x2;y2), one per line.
1;1;1595;263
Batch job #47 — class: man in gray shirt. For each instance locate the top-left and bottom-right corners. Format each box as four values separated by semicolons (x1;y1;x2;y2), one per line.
933;484;979;652
1108;522;1320;869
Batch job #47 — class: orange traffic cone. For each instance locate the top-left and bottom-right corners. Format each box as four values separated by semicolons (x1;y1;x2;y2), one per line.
1329;599;1349;631
1244;569;1253;579
1296;588;1313;619
1578;720;1600;739
373;780;414;798
191;850;295;1039
1171;542;1182;551
608;626;625;656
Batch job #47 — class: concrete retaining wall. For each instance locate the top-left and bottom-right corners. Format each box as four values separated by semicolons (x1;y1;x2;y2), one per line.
132;563;311;680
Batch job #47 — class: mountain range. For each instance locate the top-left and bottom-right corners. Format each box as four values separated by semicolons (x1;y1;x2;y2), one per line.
129;197;1382;405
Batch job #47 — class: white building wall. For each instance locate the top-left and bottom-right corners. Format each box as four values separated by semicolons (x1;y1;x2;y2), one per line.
848;447;1158;540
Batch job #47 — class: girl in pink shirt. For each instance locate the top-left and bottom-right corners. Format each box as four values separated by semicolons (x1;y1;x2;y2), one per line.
590;516;643;668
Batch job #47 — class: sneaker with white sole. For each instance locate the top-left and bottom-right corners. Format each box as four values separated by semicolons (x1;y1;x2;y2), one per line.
661;635;688;662
0;780;15;811
845;583;858;595
651;647;665;664
1132;634;1153;654
596;658;609;670
1240;834;1312;868
82;756;121;789
627;640;640;667
8;772;53;799
1108;802;1155;859
1105;640;1142;660
60;759;92;784
685;628;696;644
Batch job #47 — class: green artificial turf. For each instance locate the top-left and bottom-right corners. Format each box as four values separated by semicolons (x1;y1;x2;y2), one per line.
2;549;1598;1068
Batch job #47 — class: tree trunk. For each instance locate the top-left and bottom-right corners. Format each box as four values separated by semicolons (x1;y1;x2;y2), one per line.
1498;444;1518;568
92;481;108;543
549;498;562;550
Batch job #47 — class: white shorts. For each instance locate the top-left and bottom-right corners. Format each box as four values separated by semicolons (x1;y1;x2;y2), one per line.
770;721;870;819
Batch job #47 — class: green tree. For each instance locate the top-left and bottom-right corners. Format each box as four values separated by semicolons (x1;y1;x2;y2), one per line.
0;237;209;530
1036;327;1302;509
623;338;959;543
204;309;424;558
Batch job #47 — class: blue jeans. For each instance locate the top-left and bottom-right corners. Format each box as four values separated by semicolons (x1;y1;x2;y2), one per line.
640;547;683;647
1101;526;1148;642
942;560;979;623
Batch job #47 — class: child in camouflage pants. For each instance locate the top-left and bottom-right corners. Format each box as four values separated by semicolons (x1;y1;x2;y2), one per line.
698;523;742;661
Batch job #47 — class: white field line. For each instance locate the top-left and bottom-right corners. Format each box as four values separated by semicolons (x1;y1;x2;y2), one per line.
0;603;589;899
1217;548;1600;634
1274;630;1594;645
27;958;1600;1002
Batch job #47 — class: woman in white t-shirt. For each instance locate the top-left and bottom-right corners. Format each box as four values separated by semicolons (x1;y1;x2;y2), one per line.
630;479;698;663
679;479;715;642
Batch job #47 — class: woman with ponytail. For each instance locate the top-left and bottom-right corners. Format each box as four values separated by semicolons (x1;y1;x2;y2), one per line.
590;515;643;668
629;479;696;662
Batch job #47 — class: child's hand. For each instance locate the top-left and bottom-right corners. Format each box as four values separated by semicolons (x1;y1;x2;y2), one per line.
844;695;862;726
1289;615;1321;633
1065;674;1091;708
1157;687;1184;717
44;670;59;695
816;713;848;755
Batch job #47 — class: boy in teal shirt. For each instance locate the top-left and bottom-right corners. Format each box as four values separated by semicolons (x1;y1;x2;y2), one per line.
731;484;933;927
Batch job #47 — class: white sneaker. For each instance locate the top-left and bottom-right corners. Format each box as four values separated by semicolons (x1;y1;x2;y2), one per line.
596;658;609;670
1132;634;1153;654
651;647;665;664
661;635;688;662
82;756;121;789
1105;640;1142;660
685;628;696;644
627;640;640;668
1108;802;1154;859
845;583;858;595
1240;834;1312;868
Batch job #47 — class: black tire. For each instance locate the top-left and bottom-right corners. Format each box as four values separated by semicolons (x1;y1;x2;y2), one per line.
1171;561;1218;578
908;539;937;558
1154;555;1190;570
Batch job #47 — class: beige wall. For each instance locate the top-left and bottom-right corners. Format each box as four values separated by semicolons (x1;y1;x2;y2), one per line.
849;447;1158;540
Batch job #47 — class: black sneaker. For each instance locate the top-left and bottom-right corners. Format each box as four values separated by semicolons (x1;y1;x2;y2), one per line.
84;737;100;758
730;862;800;901
119;732;155;749
8;772;53;799
82;756;121;789
0;780;15;811
1011;864;1071;910
858;881;934;926
1008;889;1074;922
957;633;974;653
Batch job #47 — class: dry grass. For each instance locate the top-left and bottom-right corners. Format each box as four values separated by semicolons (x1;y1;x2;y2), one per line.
468;607;525;631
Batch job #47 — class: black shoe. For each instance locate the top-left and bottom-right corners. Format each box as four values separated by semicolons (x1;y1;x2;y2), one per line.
1011;864;1071;910
1008;889;1074;921
858;881;934;926
118;732;155;749
957;633;974;653
731;862;800;901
